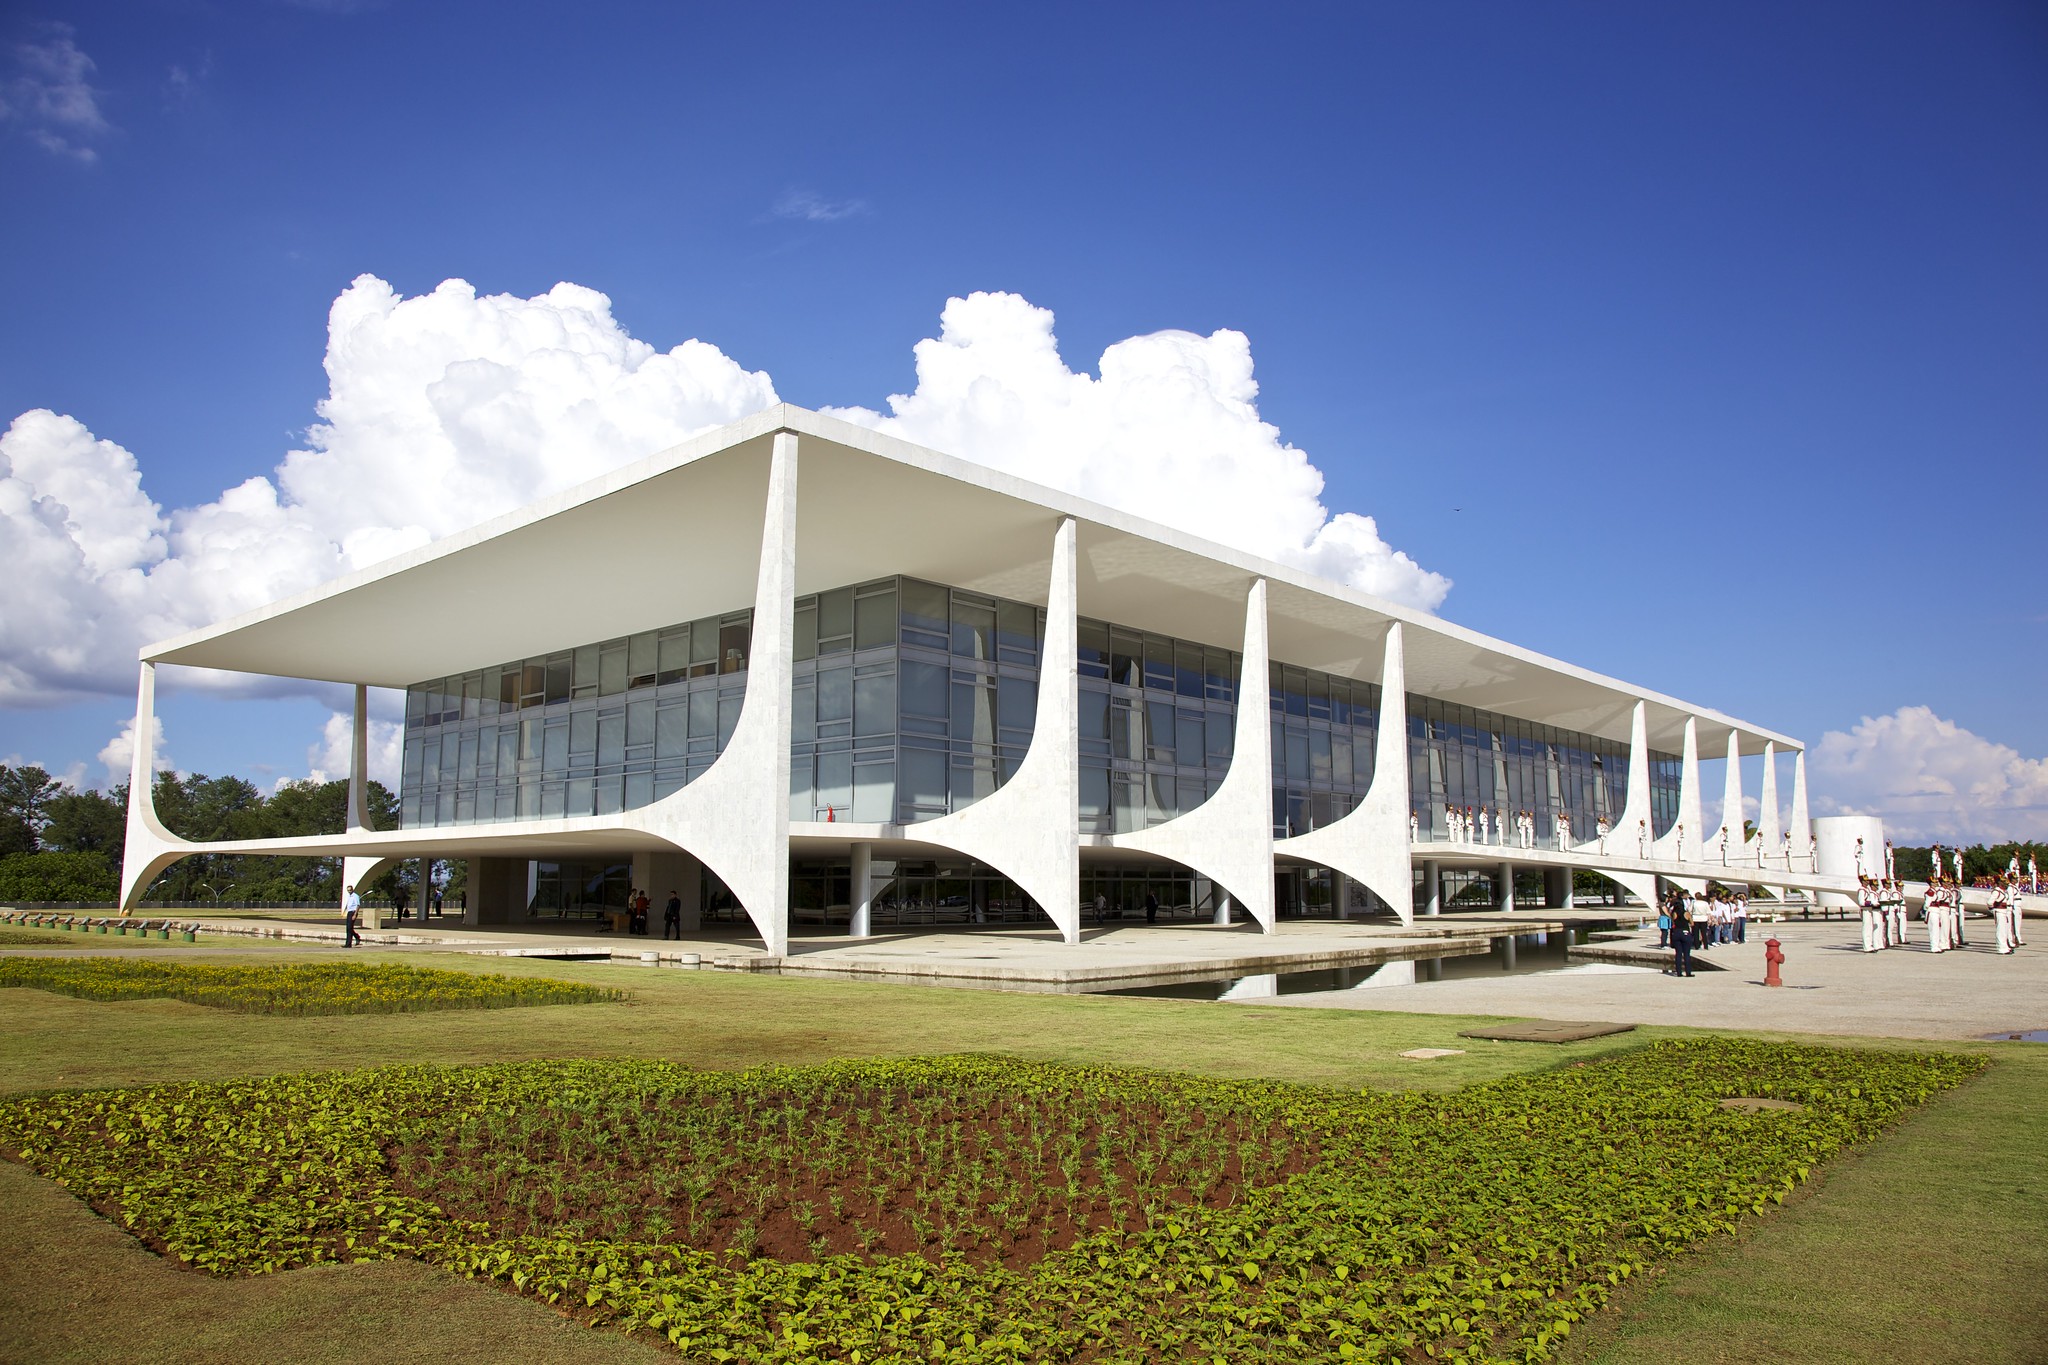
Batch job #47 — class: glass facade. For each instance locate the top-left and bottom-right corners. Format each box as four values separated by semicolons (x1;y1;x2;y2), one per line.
400;574;1679;843
1407;700;1681;845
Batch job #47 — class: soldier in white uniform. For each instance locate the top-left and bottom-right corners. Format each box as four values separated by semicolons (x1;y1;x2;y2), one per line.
1858;876;1883;953
1854;837;1866;877
1722;829;1732;865
1676;823;1686;862
1478;807;1491;846
1925;881;1946;953
1556;812;1572;852
1640;819;1650;858
1887;878;1907;946
1597;816;1611;854
1951;848;1964;883
1410;813;1420;843
1992;879;2017;955
1885;839;1896;879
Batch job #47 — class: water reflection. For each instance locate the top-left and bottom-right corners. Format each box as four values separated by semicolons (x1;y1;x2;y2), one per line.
1095;931;1611;1001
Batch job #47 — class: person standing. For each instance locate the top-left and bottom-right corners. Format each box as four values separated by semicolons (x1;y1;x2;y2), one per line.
1597;816;1611;855
1669;896;1695;978
1733;889;1749;945
1656;897;1671;949
1639;819;1650;859
342;885;362;948
1858;877;1883;953
1676;823;1687;862
1952;848;1964;884
663;889;682;941
1992;880;2017;955
1144;890;1159;924
1478;808;1491;846
1556;812;1571;852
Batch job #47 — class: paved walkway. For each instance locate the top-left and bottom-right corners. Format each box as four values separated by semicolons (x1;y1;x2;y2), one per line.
1256;919;2047;1041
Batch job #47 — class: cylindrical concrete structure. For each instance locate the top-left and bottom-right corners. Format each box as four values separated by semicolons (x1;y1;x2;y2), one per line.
1814;814;1885;906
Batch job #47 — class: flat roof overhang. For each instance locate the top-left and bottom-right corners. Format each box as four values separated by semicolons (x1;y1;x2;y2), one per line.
141;405;1796;756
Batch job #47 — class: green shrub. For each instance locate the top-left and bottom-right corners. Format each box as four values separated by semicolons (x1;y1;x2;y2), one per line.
0;1042;1983;1362
0;958;618;1015
0;851;117;902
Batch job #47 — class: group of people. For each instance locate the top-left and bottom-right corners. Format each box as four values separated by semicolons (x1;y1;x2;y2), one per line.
1854;875;1913;952
1429;804;1588;853
1902;875;2030;957
611;888;687;939
1656;886;1748;977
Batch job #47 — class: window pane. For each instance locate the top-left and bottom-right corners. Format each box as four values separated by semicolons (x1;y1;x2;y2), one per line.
656;705;687;757
855;672;896;737
818;667;852;723
627;699;654;748
573;645;599;695
1109;630;1142;688
658;630;690;683
818;751;852;813
791;682;816;745
546;656;572;704
900;660;947;718
1144;635;1175;691
855;590;896;650
853;763;893;822
952;602;995;660
998;675;1037;733
952;679;995;744
1079;686;1110;742
900;746;947;812
627;633;656;688
792;604;817;662
718;693;742;745
1146;700;1176;762
688;689;717;738
1286;729;1309;783
543;722;568;772
997;601;1037;662
570;709;597;757
900;579;949;643
1112;701;1138;759
1310;728;1333;785
818;587;853;645
1078;621;1110;679
1177;713;1205;767
718;622;750;673
599;645;627;697
789;754;813;819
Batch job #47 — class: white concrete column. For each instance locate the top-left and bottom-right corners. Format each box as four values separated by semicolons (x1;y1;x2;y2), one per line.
1273;622;1415;924
347;682;373;832
849;842;873;939
1333;871;1352;920
1111;577;1276;932
1790;750;1813;871
119;661;191;914
911;517;1082;940
1654;716;1703;864
630;430;799;955
1212;892;1233;926
1498;861;1515;913
1757;741;1781;866
1716;728;1744;864
1616;701;1652;858
1423;859;1441;917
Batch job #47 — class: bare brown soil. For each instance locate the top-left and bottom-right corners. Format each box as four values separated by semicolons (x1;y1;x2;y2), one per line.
384;1087;1324;1267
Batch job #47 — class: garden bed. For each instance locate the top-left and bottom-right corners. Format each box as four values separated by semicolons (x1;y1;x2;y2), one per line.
0;1042;1985;1362
0;958;618;1015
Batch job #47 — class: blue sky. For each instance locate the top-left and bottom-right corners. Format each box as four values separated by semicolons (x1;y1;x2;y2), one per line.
1;1;2044;837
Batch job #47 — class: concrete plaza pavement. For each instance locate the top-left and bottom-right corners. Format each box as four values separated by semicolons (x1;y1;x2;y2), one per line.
1256;918;2047;1041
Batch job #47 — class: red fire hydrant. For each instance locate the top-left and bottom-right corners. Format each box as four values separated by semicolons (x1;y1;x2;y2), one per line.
1764;937;1785;988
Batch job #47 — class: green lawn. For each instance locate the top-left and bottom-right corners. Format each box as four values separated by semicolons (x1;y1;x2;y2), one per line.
0;952;2042;1363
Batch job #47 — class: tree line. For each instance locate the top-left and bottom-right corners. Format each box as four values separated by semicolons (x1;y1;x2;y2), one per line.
0;763;402;905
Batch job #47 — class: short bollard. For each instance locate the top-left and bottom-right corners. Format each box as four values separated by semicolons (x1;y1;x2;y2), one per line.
1764;937;1785;988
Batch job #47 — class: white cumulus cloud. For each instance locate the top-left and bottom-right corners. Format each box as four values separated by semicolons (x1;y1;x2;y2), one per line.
1811;705;2048;844
824;291;1452;610
97;713;172;790
302;708;403;790
0;275;779;707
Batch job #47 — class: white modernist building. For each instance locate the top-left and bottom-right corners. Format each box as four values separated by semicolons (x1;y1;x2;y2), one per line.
120;406;1874;951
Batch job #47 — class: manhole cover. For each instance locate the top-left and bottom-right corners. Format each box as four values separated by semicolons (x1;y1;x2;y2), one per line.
1718;1097;1805;1113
